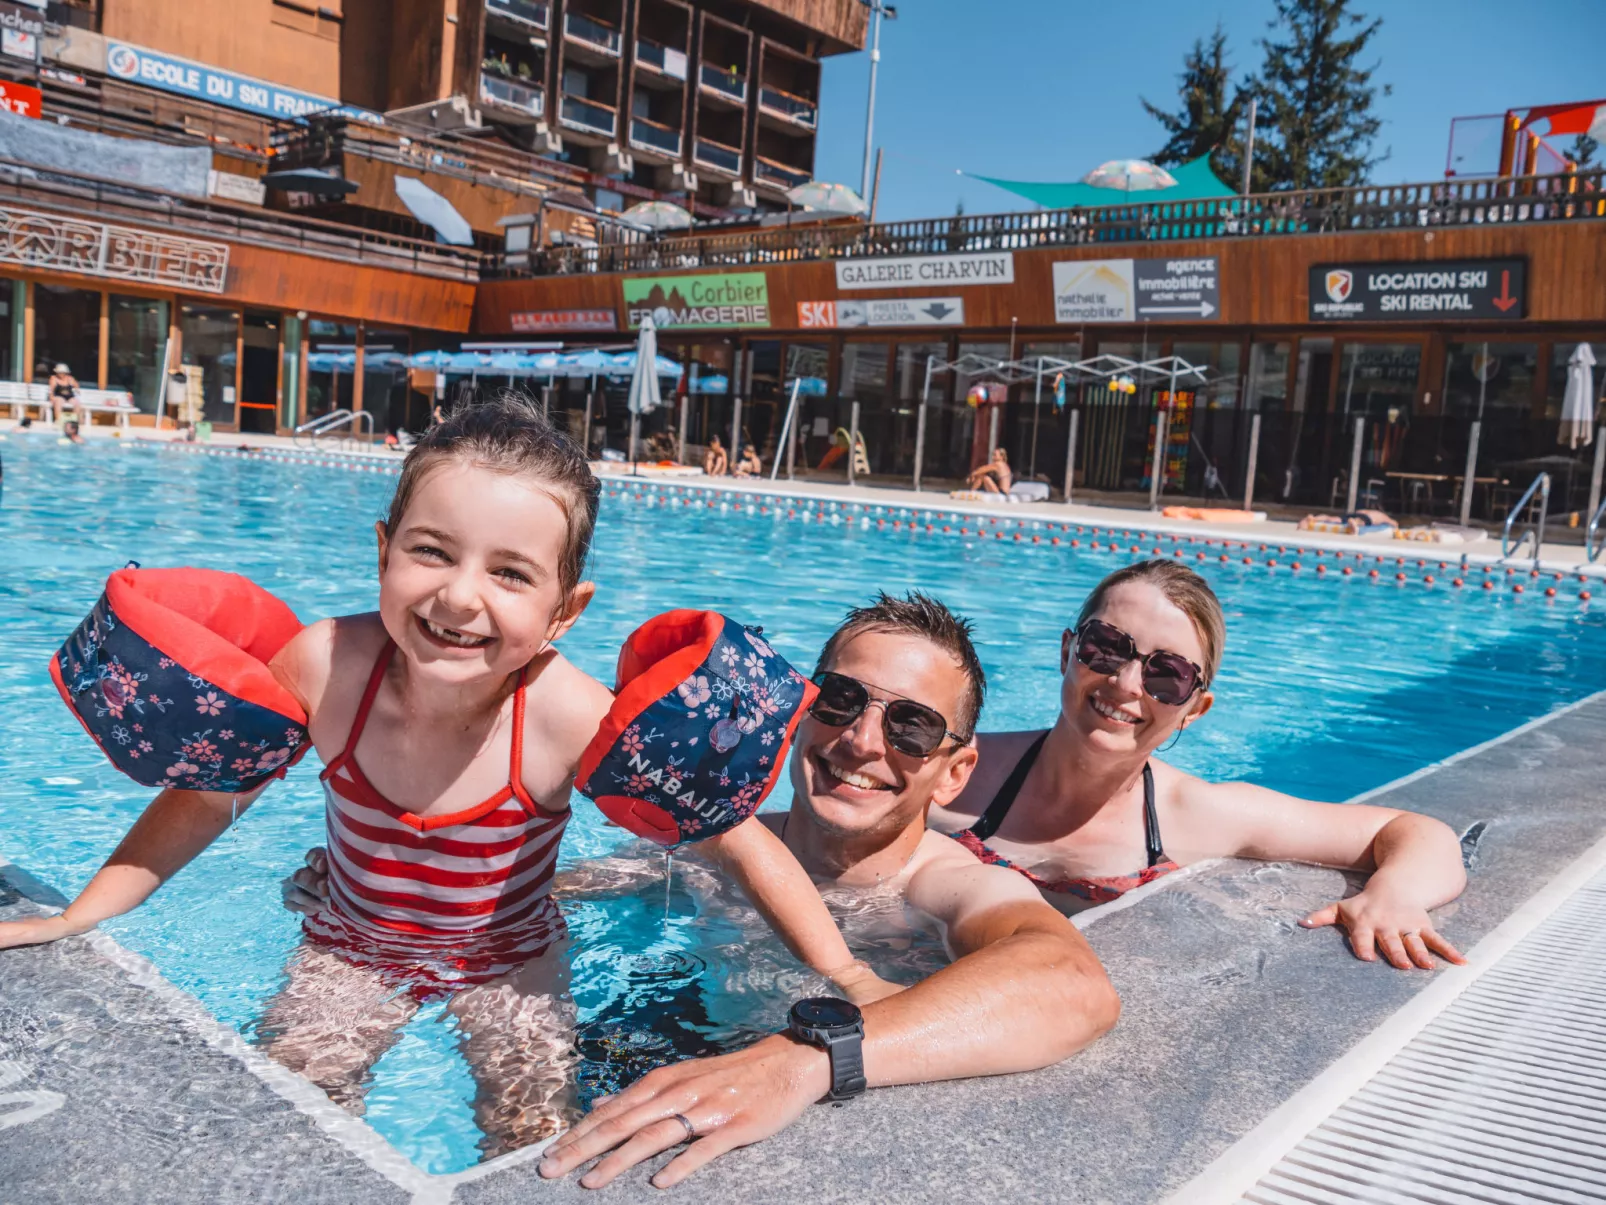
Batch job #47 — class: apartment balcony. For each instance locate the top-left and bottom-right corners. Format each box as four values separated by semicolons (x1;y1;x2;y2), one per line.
480;72;546;121
628;116;682;158
759;84;816;130
560;94;618;139
698;64;747;105
754;155;810;190
487;0;549;31
693;135;741;177
564;12;622;60
635;37;688;83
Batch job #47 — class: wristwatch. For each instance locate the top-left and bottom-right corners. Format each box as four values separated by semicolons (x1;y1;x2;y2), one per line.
787;996;866;1102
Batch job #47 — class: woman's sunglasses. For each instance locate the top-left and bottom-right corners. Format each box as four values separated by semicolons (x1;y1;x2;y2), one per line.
1072;619;1207;706
809;671;966;758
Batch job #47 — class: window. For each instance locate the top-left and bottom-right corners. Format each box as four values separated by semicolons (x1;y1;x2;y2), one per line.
108;295;169;415
1543;341;1606;423
1334;343;1421;419
306;320;357;421
180;305;240;426
34;284;101;385
1443;342;1537;419
1245;342;1290;411
363;329;414;436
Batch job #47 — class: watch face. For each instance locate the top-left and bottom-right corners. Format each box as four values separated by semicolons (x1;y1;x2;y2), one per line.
792;996;861;1030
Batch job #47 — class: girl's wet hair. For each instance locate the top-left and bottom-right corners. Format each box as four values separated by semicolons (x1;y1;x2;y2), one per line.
385;394;601;595
1076;559;1226;684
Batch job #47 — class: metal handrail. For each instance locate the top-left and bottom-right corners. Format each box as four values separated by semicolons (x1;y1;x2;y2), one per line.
1501;471;1550;566
293;409;375;447
1587;494;1606;563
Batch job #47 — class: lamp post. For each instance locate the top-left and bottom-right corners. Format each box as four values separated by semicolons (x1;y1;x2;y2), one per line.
858;0;897;201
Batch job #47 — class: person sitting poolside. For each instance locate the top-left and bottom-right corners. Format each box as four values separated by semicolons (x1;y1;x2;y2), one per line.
534;592;1118;1188
928;558;1469;971
702;433;728;477
967;447;1013;494
48;363;82;427
734;443;763;477
284;593;1120;1187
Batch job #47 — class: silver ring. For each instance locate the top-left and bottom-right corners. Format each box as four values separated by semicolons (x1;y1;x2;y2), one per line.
1401;930;1420;938
671;1113;696;1139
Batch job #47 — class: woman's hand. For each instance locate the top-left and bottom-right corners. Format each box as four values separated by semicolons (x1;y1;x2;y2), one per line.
280;847;330;915
538;1034;829;1189
0;914;90;951
826;959;906;1005
1301;887;1466;970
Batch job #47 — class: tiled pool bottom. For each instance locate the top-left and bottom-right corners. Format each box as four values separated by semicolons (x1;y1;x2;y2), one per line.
2;433;1605;1179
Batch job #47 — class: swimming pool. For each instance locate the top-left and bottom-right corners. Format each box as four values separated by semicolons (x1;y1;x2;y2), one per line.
2;435;1604;1174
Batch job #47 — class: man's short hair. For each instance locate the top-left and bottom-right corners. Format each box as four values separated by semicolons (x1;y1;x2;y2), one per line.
815;592;986;739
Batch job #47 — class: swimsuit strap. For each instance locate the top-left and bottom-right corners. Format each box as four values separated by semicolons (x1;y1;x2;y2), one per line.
966;732;1048;840
329;640;396;769
507;665;537;812
1142;763;1166;868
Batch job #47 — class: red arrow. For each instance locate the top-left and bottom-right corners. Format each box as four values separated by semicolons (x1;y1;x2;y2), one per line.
1491;269;1518;312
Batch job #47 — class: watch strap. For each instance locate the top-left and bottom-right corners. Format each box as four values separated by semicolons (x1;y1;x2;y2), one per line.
823;1025;866;1101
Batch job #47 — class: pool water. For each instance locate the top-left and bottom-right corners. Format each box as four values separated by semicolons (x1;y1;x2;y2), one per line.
2;435;1603;1173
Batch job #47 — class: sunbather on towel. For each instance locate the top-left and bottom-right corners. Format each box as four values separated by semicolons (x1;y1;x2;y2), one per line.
967;448;1013;494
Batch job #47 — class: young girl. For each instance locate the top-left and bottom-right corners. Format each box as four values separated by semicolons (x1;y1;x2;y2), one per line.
0;397;890;1154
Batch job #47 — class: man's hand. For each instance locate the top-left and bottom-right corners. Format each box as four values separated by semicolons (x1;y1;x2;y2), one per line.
281;847;330;916
1301;886;1466;970
0;914;89;951
539;1034;829;1189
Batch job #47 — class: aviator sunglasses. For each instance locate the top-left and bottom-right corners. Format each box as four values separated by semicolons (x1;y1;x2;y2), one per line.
809;671;966;758
1072;619;1207;706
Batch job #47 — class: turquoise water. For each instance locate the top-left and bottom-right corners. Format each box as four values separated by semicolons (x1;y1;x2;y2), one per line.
2;434;1603;1172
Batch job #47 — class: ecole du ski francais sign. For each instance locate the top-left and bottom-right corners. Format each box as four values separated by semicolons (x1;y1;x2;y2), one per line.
834;252;1014;290
622;272;770;329
1309;259;1526;321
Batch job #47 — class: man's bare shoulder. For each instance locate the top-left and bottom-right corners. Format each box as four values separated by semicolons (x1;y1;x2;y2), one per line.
901;829;1043;924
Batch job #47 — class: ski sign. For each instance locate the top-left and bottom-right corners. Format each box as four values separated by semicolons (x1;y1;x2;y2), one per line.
1309;259;1526;321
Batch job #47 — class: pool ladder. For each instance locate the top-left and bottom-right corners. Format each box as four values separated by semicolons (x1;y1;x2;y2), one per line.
1587;493;1606;564
1500;471;1549;567
293;409;374;449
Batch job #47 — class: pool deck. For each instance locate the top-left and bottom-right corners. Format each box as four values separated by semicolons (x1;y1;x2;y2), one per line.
7;420;1604;575
4;682;1605;1203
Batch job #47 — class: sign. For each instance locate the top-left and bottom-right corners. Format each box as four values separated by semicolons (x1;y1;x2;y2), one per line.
1309;259;1526;321
207;170;265;205
0;2;42;62
512;308;616;333
797;297;965;328
105;41;383;124
835;251;1013;290
622;272;769;329
1053;256;1220;322
0;78;39;118
0;204;229;293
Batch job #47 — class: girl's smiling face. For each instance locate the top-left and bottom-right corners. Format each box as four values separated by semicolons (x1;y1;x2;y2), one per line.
376;460;590;684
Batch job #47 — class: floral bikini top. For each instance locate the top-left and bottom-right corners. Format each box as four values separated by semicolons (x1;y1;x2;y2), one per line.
950;733;1180;904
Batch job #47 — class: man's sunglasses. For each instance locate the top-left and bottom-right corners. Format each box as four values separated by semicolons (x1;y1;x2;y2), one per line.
809;671;966;758
1072;619;1207;706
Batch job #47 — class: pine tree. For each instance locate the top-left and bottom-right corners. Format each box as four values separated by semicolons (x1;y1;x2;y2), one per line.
1255;0;1390;190
1141;26;1254;188
1567;133;1598;170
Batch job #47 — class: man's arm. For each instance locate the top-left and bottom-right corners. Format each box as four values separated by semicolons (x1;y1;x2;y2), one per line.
538;849;1118;1189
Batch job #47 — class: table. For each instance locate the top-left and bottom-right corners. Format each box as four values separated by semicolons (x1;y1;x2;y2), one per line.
1386;472;1449;515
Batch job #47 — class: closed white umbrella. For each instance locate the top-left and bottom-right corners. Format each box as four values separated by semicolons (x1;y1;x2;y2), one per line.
1559;342;1596;450
626;316;662;468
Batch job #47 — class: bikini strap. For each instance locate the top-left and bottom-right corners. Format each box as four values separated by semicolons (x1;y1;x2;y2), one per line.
1142;763;1167;868
967;731;1048;840
328;641;395;771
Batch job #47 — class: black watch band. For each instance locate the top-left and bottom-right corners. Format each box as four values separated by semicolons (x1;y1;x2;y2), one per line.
788;997;867;1102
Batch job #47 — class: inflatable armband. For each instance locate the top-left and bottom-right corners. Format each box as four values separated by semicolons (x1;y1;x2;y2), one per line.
51;567;311;792
576;610;816;847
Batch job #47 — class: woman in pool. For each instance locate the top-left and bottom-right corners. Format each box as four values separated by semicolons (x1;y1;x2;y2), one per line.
0;397;889;1150
928;559;1468;971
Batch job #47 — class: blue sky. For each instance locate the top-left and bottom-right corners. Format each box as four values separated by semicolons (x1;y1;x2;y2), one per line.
810;0;1606;221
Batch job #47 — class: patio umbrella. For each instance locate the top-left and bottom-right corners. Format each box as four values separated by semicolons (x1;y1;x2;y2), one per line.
394;176;475;246
626;317;662;468
1559;342;1597;449
784;181;867;215
691;374;728;394
622;200;693;232
1080;159;1178;192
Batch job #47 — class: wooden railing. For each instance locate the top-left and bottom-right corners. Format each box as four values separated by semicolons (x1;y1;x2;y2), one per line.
490;169;1606;277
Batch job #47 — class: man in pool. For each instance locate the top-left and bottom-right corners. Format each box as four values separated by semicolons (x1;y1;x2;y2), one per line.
534;592;1121;1188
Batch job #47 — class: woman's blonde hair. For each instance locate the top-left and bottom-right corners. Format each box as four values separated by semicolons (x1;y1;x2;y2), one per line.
1075;559;1225;684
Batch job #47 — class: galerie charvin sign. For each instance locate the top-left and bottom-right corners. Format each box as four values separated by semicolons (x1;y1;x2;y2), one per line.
622;272;770;329
1309;259;1526;321
106;41;383;124
834;251;1014;290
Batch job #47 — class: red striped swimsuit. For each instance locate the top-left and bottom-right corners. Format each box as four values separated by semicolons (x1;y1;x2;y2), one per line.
302;643;569;989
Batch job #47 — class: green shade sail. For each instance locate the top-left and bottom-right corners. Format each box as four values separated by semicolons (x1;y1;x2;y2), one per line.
968;153;1236;209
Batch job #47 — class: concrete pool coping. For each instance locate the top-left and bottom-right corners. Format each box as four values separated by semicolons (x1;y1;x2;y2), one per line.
4;689;1605;1204
7;420;1604;574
